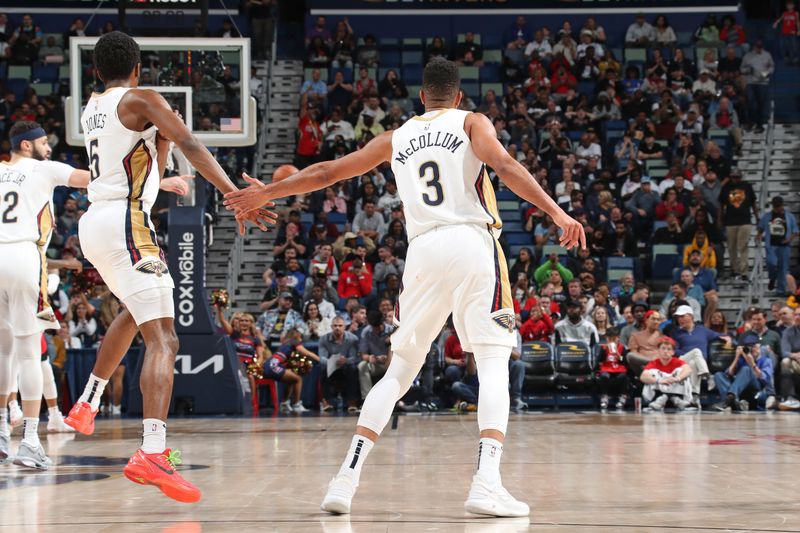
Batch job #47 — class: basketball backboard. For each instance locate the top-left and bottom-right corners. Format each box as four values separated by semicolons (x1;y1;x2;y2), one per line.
66;36;255;147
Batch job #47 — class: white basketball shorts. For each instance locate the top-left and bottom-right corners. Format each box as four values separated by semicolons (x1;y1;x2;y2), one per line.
79;200;174;314
392;223;516;354
0;241;58;335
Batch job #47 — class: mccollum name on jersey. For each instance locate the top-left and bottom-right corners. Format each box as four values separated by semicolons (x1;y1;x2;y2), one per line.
394;130;465;165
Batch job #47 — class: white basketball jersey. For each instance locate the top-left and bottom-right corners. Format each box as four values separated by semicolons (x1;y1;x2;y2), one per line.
0;158;71;246
390;108;502;241
81;87;160;212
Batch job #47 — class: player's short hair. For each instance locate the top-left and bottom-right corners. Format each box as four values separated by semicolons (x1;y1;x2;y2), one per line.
8;120;43;151
93;31;140;82
422;58;460;101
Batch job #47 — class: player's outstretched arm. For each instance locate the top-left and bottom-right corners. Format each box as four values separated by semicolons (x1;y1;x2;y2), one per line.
223;131;394;218
121;89;277;231
465;113;586;251
66;169;91;189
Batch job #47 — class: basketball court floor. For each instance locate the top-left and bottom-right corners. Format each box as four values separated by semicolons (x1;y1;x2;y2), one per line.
1;412;799;532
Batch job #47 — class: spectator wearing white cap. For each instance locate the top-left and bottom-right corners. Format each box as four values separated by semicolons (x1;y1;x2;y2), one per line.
668;305;726;402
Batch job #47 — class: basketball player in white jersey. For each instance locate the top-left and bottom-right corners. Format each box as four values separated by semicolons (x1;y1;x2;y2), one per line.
63;31;274;502
0;121;93;468
225;58;586;516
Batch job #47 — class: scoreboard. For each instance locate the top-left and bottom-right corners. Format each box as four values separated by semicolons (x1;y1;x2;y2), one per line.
118;0;209;36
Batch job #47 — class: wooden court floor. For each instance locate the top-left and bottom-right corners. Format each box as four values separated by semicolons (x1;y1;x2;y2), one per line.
1;411;800;533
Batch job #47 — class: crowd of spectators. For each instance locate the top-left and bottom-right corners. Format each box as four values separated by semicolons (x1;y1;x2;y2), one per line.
228;11;800;413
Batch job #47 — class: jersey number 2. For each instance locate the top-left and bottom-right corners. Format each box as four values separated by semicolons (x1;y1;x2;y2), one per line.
89;139;100;181
419;161;443;206
1;191;19;224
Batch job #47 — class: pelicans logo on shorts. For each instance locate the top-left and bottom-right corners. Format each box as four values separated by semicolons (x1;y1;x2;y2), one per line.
491;311;515;333
134;257;169;277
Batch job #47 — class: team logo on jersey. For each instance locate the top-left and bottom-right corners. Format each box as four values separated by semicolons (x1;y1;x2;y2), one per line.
134;258;169;277
491;312;515;333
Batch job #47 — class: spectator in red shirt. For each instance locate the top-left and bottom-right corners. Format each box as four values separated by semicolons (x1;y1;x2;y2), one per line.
596;327;628;410
444;327;467;383
655;187;686;221
773;1;799;64
337;258;373;300
295;102;322;169
520;305;554;342
640;337;693;410
550;66;577;96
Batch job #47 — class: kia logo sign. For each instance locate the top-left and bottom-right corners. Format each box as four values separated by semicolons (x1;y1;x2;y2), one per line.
174;354;224;375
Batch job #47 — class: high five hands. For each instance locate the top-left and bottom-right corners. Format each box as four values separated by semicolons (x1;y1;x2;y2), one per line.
224;173;279;235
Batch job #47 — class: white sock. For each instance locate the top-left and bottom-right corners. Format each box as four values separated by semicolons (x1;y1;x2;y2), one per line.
337;434;374;484
141;418;166;454
48;406;61;420
8;399;20;413
0;408;7;436
477;438;503;484
78;374;109;412
22;417;40;447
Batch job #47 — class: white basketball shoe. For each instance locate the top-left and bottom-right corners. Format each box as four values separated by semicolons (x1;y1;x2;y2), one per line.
464;474;530;517
321;474;358;514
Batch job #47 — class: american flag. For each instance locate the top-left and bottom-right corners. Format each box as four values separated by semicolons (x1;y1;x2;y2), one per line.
220;118;242;132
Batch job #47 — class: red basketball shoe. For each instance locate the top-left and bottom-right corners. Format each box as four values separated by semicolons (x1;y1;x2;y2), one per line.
123;448;201;503
64;402;97;435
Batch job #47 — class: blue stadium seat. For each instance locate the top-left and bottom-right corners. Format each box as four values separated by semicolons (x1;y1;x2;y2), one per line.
505;232;532;245
378;37;399;47
402;65;423;84
6;79;29;100
499;210;520;222
652;244;681;279
555;342;595;388
496;189;517;201
566;130;583;143
606;120;626;131
503;221;523;232
380;50;401;65
461;81;480;100
605;257;634;271
577;81;596;99
33;65;58;83
482;34;502;49
479;64;499;81
401;51;423;65
327;212;347;225
521;341;556;392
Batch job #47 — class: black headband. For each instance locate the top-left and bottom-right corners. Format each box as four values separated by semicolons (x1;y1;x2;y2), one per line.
11;127;46;150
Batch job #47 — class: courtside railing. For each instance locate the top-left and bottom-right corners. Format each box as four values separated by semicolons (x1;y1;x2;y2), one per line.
736;101;774;326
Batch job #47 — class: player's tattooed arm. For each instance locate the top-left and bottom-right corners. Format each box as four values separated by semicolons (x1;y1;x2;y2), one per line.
223;131;394;217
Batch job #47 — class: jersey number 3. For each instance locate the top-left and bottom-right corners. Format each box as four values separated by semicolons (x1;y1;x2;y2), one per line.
89;139;100;181
419;161;443;206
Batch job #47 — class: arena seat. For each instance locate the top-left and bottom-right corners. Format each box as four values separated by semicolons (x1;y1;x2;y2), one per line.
521;341;556;393
707;339;736;375
555;342;595;388
33;64;59;83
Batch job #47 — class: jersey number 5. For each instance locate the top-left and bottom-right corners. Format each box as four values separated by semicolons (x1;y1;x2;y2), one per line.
419;161;443;206
1;191;19;224
89;139;100;181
